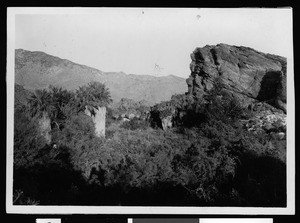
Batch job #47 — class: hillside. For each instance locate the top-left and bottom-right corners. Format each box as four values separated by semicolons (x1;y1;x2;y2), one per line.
15;49;187;105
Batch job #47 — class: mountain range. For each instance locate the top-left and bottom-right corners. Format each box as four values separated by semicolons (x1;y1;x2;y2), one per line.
15;49;187;105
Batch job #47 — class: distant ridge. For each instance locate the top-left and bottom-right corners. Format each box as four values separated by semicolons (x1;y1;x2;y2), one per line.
15;49;187;105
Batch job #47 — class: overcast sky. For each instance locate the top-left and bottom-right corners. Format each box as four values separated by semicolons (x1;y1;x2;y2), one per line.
15;8;293;78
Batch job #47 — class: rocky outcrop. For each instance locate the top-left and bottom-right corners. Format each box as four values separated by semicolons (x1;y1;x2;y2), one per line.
150;44;287;131
149;101;176;130
186;43;287;112
241;102;286;139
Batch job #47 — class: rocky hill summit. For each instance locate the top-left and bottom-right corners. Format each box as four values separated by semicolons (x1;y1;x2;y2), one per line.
186;43;287;113
15;49;187;105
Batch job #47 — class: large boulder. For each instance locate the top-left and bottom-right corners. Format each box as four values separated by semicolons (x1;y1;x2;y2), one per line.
187;43;287;112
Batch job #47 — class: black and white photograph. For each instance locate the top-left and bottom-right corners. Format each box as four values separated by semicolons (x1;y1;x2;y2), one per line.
6;7;294;214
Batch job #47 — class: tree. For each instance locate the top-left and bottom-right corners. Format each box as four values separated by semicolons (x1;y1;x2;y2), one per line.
27;89;53;143
27;89;52;117
76;82;112;114
48;85;77;129
76;82;112;137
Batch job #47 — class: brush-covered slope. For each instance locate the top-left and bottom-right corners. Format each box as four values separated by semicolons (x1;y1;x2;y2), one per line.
15;49;187;105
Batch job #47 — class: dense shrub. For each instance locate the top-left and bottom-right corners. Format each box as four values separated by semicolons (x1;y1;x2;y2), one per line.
13;143;88;205
13;110;87;204
14;109;47;169
119;117;150;130
101;128;188;188
13;189;40;205
13;78;286;206
81;127;240;204
171;141;236;203
51;113;107;179
106;107;117;127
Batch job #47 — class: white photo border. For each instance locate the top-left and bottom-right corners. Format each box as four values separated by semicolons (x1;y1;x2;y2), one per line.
6;7;295;215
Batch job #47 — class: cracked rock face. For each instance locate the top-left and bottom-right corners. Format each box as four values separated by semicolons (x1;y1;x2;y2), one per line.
186;43;287;112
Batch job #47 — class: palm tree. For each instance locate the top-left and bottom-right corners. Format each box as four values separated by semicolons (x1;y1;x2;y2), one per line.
76;82;112;113
76;81;112;137
27;89;53;143
48;85;77;129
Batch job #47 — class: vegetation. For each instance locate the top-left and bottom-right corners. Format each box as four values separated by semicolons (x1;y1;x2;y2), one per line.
13;79;286;206
119;117;150;130
76;82;112;115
